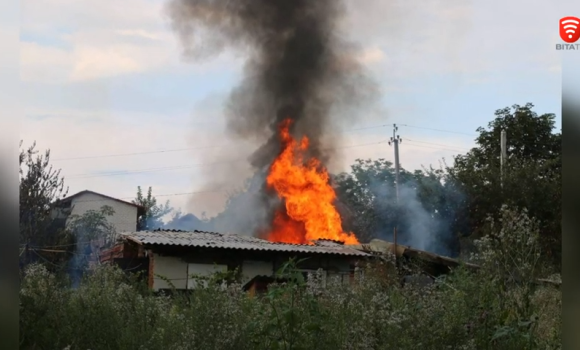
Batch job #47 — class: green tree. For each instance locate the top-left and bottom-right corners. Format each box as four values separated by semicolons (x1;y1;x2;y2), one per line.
133;186;172;231
333;159;400;243
19;141;72;268
66;205;117;285
449;103;561;268
412;164;465;255
333;159;461;255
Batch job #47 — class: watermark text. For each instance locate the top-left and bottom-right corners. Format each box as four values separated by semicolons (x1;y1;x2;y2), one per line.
556;43;579;50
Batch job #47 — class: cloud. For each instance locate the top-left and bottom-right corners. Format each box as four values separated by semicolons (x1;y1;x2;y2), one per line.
69;41;155;81
20;27;177;83
343;0;561;81
116;29;165;41
20;0;179;83
21;0;561;85
356;47;386;65
21;0;164;34
20;41;72;83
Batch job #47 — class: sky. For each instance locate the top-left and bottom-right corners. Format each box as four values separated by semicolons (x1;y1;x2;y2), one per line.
19;0;567;218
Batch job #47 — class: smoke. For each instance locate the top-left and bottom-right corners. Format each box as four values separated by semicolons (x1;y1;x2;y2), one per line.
167;172;270;235
397;184;441;254
365;175;453;257
166;0;379;234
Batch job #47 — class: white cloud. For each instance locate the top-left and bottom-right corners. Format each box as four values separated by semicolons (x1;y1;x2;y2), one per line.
20;0;179;82
116;29;165;41
20;28;178;83
20;42;72;83
22;0;564;84
21;0;164;34
356;47;386;65
343;0;561;82
69;44;150;81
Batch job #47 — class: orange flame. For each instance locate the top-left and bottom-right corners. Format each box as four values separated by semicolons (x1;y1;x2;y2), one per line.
265;118;359;245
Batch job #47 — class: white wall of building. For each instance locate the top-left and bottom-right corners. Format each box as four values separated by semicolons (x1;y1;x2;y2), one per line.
153;255;189;290
241;260;274;284
149;252;357;291
68;192;138;232
186;263;228;289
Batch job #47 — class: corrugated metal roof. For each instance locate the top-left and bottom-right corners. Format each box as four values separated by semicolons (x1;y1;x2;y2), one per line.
120;229;369;257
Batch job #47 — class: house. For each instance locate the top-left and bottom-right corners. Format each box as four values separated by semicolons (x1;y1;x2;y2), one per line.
54;190;146;232
100;229;371;293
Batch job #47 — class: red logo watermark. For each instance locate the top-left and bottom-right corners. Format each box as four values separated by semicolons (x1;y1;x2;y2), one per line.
560;17;580;43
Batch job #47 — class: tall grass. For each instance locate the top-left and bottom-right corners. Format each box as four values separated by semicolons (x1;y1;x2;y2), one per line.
19;207;561;350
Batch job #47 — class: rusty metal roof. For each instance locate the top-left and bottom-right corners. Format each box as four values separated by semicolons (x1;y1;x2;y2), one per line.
120;229;369;257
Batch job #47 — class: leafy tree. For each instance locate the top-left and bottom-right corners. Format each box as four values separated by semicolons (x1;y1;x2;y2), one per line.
411;164;465;255
19;141;72;268
67;205;118;250
133;186;173;230
66;205;117;285
333;159;400;243
449;103;561;268
333;159;461;256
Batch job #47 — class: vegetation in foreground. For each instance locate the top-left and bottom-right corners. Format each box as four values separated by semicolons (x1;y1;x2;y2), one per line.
20;207;561;350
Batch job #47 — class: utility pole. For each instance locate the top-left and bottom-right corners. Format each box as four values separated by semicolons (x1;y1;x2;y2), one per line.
389;124;402;201
388;124;402;263
500;129;506;188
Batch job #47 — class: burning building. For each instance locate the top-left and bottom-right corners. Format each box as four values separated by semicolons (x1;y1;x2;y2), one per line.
100;229;370;293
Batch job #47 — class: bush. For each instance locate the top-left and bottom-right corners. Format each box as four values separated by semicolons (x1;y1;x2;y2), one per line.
20;208;560;350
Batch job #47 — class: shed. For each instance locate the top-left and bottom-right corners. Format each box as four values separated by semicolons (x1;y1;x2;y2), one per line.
101;229;370;292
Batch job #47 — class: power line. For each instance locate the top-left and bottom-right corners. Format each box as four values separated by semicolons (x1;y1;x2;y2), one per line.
62;138;463;181
399;124;477;137
65;139;390;179
51;123;475;162
67;159;246;179
403;142;467;153
45;124;476;181
52;124;393;162
403;138;470;152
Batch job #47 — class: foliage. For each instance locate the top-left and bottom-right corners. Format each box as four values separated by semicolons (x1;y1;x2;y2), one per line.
329;103;560;268
67;205;117;249
66;205;118;284
333;159;462;256
20;208;561;350
19;141;72;268
333;158;401;243
449;103;561;268
133;186;173;230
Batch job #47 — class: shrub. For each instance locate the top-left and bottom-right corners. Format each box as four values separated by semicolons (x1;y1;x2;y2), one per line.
20;208;560;350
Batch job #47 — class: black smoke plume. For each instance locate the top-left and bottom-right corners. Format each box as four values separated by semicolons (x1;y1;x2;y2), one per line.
166;0;378;235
